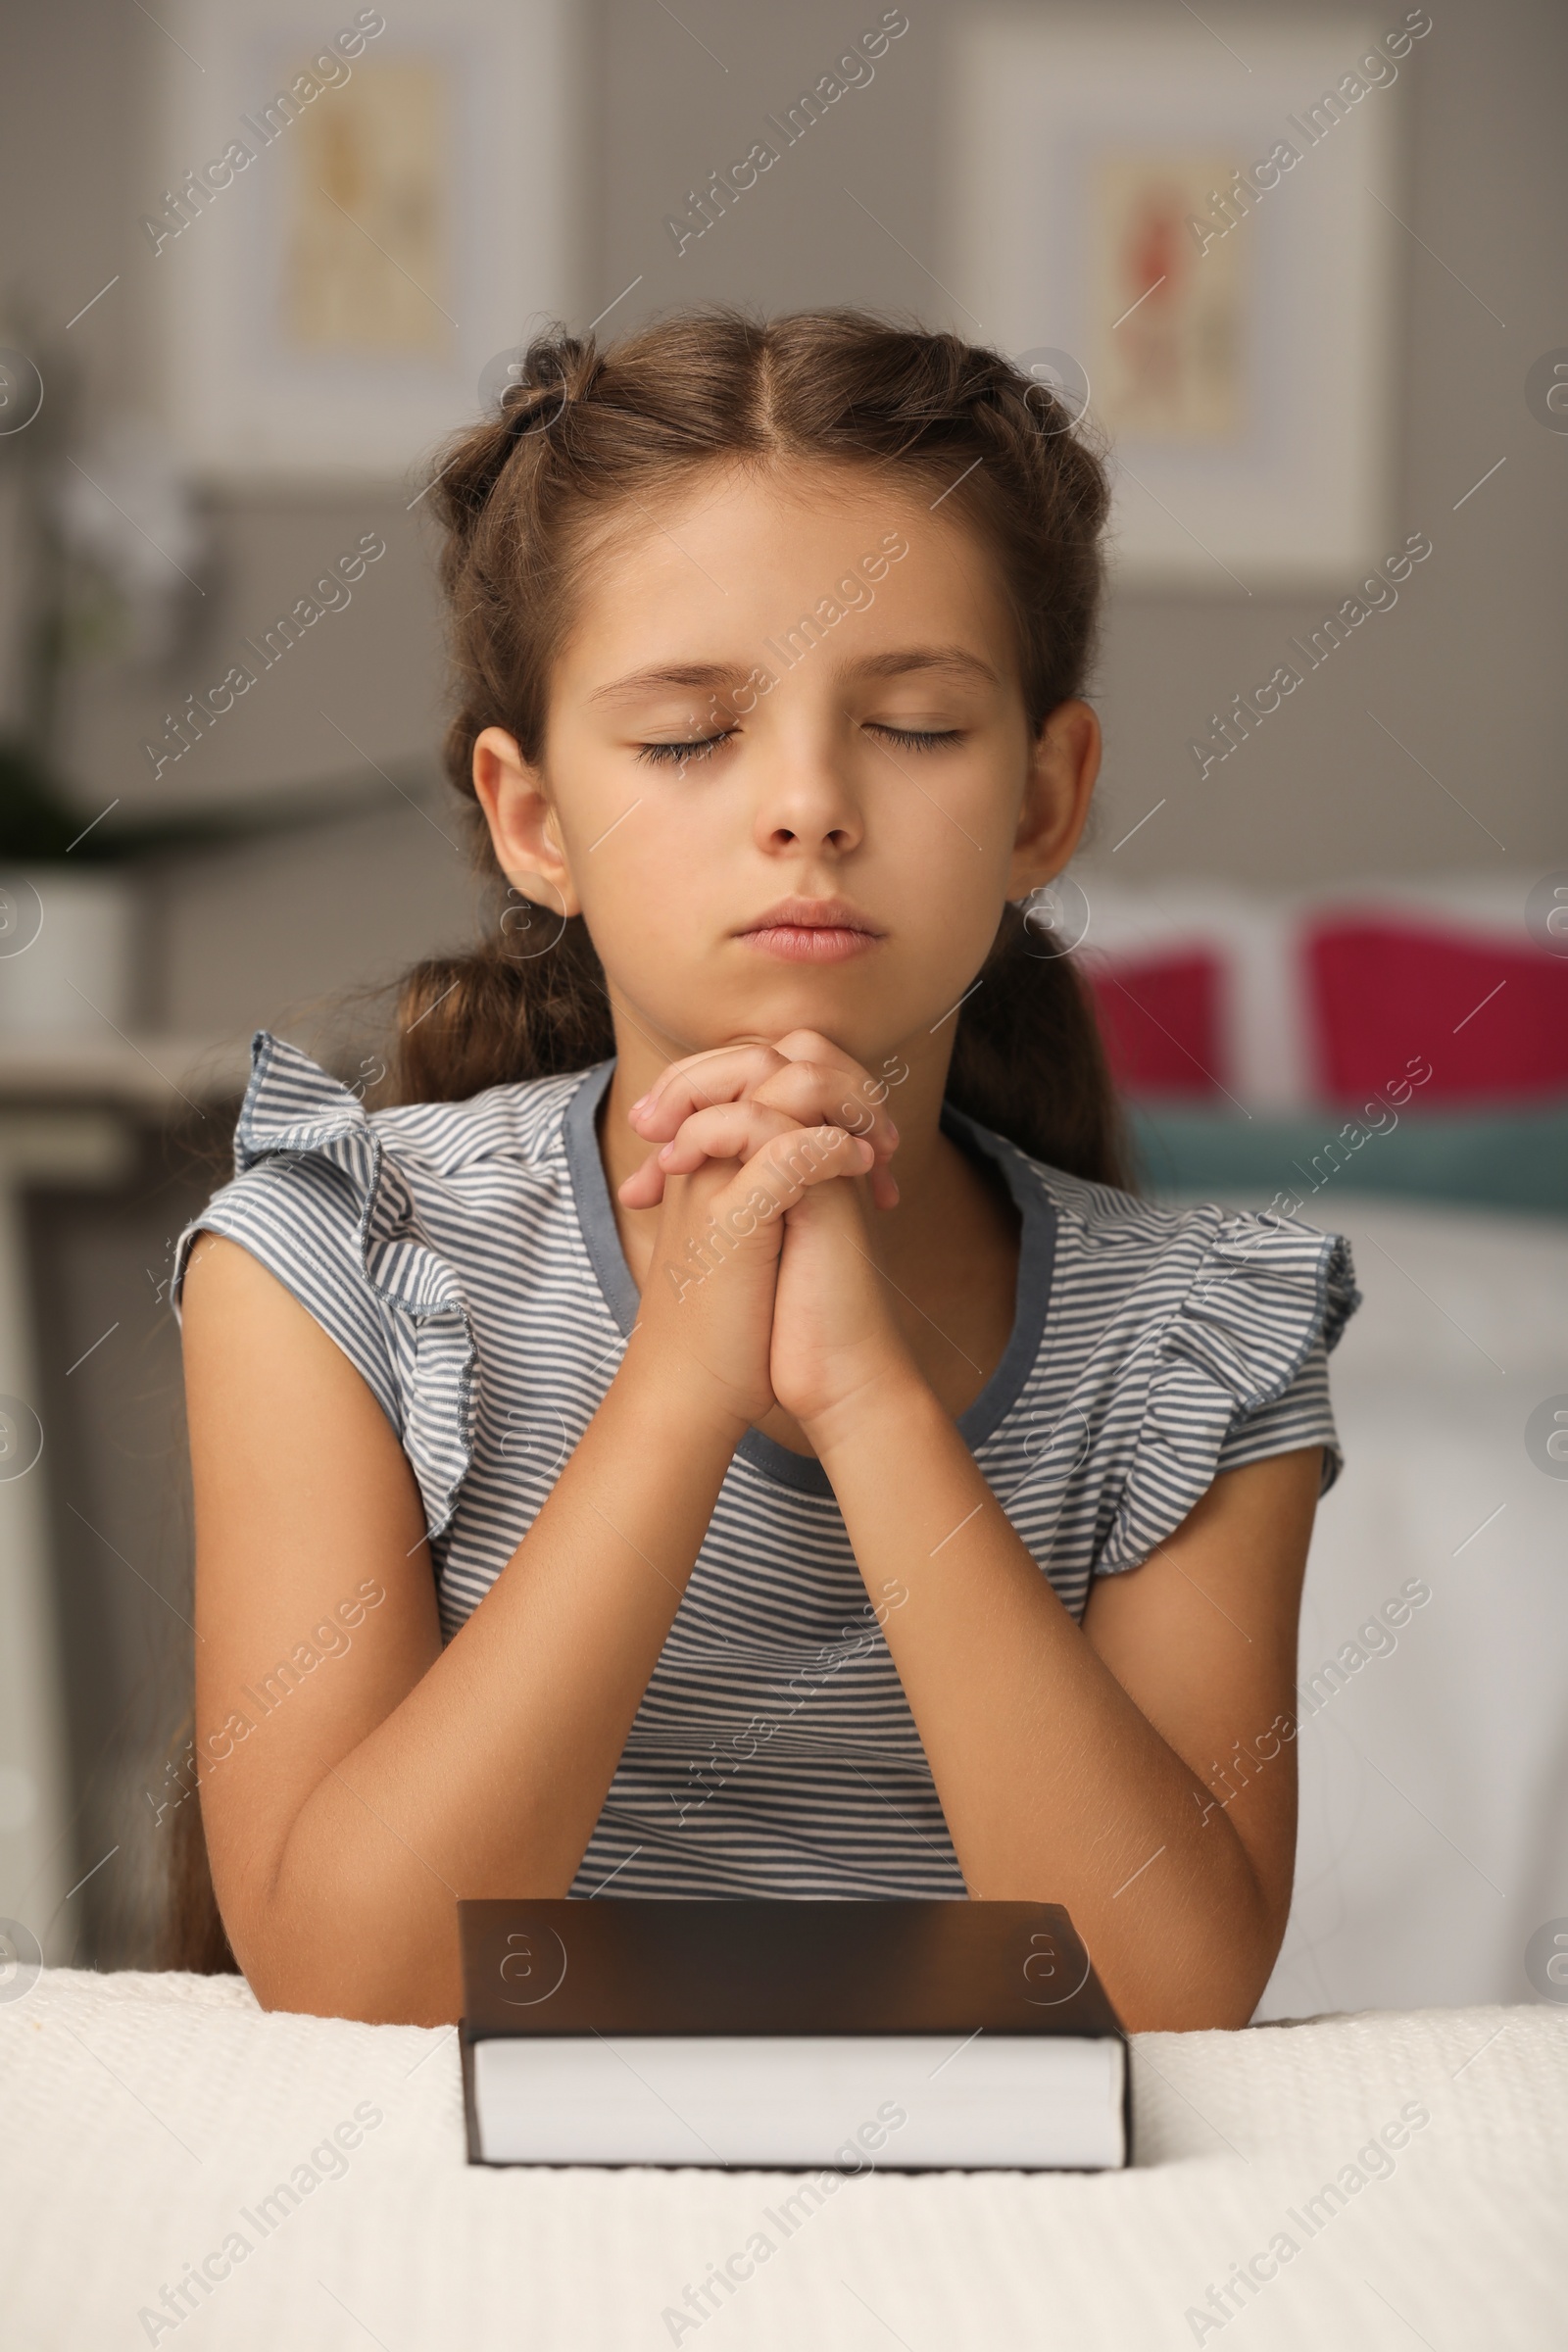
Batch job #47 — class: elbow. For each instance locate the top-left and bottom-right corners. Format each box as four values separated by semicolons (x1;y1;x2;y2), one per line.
1115;1944;1274;2034
1108;1844;1290;2034
248;1966;457;2029
220;1841;463;2028
238;1912;461;2026
1120;1976;1271;2034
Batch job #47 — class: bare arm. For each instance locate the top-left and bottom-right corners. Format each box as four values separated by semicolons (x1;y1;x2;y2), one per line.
628;1035;1320;2033
811;1368;1317;2032
181;1235;740;2024
180;1101;874;2025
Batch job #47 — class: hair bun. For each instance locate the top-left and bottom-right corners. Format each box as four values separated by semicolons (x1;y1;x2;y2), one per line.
497;334;595;442
500;371;569;443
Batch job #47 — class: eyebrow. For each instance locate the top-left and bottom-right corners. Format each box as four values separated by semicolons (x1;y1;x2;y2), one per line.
588;663;741;705
851;647;1000;688
588;645;1000;705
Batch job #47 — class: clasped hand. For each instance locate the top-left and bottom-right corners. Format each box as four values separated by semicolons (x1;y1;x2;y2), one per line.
617;1031;917;1443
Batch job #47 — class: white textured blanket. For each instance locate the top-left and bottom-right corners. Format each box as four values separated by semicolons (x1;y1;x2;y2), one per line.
3;1969;1563;2350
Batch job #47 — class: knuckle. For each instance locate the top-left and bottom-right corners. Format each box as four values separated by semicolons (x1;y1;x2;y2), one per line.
764;1130;818;1184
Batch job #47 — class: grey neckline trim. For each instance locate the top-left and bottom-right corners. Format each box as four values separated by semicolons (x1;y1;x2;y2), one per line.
561;1058;1057;1499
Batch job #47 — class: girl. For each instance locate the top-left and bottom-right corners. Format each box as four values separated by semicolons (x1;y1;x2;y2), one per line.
175;310;1359;2032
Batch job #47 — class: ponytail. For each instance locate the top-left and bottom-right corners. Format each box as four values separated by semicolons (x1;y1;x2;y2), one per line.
393;911;612;1106
947;907;1133;1189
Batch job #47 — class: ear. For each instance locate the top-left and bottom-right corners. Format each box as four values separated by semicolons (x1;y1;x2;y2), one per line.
471;725;582;917
1006;698;1101;901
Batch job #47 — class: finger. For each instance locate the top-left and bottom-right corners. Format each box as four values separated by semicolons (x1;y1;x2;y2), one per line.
634;1039;901;1203
746;1058;901;1157
615;1100;802;1210
742;1063;898;1210
627;1036;902;1207
622;1116;873;1228
711;1124;877;1234
772;1028;900;1102
659;1101;804;1176
768;1029;905;1148
650;1125;880;1304
660;1094;896;1214
630;1032;901;1145
628;1043;789;1139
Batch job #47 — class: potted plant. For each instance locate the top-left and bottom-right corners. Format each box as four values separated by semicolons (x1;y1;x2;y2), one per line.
0;322;214;1037
0;320;433;1050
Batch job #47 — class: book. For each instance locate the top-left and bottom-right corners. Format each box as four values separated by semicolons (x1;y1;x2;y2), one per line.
459;1896;1130;2171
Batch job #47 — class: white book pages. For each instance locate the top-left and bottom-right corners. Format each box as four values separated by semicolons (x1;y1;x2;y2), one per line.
473;2033;1125;2170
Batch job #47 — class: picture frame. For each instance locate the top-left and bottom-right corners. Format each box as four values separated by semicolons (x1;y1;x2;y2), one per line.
944;15;1409;587
146;0;578;482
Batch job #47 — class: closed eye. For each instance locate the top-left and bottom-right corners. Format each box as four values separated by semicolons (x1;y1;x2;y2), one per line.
865;723;966;752
636;732;734;767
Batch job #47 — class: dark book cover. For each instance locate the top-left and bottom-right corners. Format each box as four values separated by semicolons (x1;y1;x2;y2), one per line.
458;1897;1130;2170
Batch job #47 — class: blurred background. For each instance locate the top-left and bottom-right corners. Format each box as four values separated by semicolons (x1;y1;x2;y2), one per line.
0;0;1563;2019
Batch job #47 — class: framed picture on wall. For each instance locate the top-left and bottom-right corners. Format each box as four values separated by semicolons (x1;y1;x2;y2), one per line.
147;0;578;480
944;17;1410;587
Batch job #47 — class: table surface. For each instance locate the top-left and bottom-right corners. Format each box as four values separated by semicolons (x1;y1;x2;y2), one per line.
3;1968;1564;2351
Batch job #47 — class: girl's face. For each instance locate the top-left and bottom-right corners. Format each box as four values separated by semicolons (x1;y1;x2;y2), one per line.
473;458;1099;1073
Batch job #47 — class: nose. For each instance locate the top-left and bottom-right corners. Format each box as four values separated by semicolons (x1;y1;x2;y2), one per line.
752;724;864;859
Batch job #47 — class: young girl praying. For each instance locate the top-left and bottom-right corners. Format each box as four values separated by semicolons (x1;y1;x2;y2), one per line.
175;310;1359;2031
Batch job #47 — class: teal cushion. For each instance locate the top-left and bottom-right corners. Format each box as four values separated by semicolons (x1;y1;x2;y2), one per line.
1129;1102;1568;1218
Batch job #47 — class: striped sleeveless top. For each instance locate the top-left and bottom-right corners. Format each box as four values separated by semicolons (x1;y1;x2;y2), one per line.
173;1033;1360;1900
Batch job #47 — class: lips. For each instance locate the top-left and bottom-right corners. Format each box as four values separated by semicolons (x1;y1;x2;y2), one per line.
735;897;886;964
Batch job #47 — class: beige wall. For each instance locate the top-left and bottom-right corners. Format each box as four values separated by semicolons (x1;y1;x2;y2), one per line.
590;0;1564;895
3;0;1564;1038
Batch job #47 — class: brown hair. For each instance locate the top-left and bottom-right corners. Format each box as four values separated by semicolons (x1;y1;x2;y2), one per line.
161;309;1131;1977
159;1712;240;1975
394;307;1132;1186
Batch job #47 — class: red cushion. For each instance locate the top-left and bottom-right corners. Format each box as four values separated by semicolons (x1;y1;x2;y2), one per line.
1085;950;1224;1099
1305;919;1568;1103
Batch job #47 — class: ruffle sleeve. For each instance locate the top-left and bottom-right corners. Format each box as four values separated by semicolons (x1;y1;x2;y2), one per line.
1093;1209;1361;1577
172;1031;477;1544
